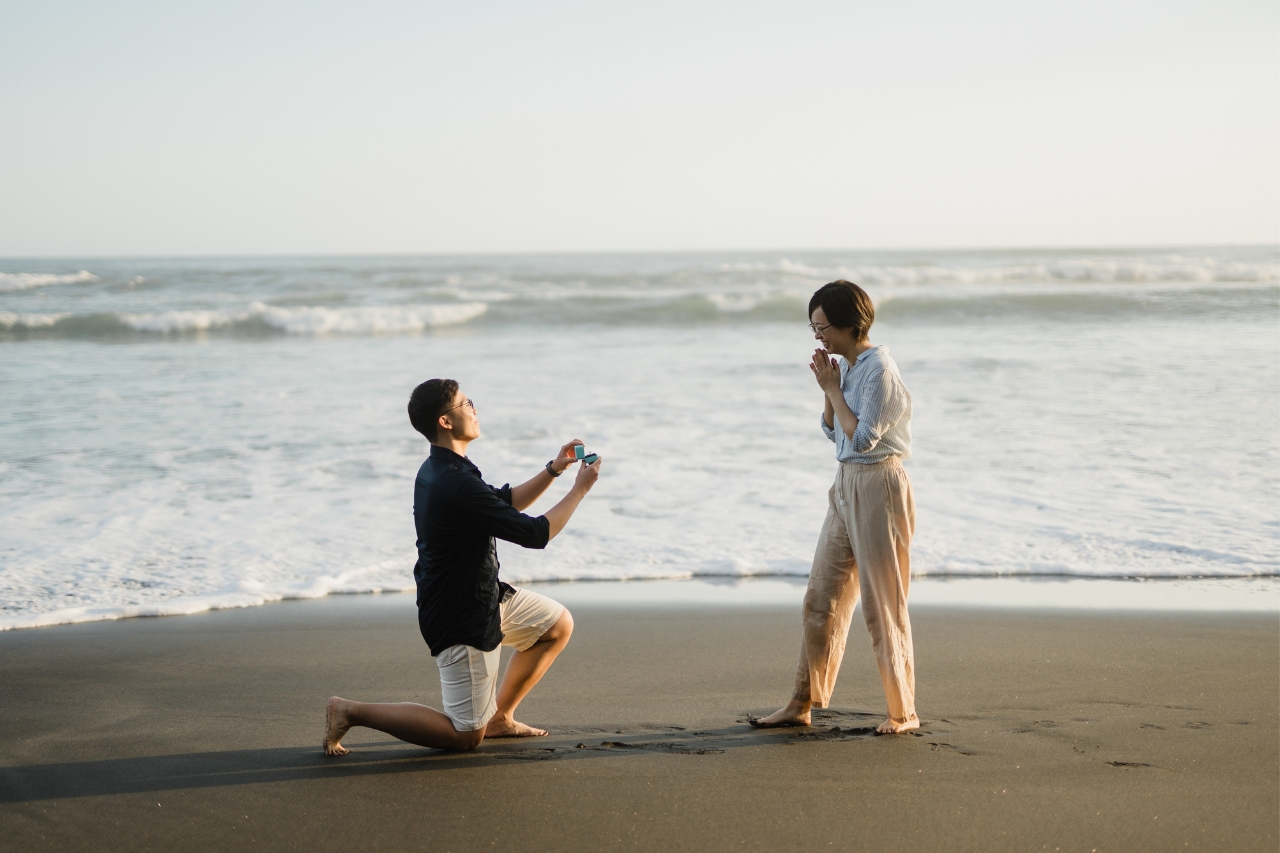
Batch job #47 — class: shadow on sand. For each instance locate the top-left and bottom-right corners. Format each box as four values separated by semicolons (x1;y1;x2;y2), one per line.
1;710;892;803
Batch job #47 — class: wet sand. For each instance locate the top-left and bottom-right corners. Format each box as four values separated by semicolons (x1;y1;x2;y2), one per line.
1;592;1275;852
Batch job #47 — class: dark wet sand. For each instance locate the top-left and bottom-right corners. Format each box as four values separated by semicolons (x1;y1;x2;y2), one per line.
1;593;1275;852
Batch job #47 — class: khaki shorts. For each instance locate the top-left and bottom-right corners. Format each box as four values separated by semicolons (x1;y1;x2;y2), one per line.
434;588;566;732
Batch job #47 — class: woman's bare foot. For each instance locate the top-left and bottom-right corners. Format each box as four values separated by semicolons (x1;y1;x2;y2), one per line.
876;715;920;734
484;716;548;738
323;696;353;755
749;698;813;728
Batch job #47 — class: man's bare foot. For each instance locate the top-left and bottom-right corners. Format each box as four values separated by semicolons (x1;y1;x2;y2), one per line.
876;715;920;734
484;718;548;738
749;699;812;728
323;696;353;756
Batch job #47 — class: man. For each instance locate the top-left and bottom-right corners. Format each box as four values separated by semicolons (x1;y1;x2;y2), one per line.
323;378;600;754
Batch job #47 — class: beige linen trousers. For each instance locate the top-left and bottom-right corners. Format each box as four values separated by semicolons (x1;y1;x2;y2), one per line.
793;457;917;722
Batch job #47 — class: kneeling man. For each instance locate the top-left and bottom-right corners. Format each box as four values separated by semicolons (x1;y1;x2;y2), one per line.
324;378;600;754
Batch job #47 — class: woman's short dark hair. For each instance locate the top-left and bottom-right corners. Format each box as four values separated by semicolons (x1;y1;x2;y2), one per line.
808;280;874;342
408;378;460;442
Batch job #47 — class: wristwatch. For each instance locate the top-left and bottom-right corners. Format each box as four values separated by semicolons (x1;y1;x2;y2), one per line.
545;460;562;477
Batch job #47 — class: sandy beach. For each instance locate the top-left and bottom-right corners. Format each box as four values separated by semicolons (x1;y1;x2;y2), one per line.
1;591;1275;852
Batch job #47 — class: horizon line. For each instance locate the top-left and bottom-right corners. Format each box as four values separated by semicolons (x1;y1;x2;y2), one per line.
2;241;1277;262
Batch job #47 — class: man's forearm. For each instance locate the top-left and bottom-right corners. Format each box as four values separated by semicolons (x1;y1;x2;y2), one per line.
543;485;588;539
511;469;557;511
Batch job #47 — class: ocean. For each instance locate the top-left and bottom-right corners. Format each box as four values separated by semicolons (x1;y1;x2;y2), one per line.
1;247;1277;629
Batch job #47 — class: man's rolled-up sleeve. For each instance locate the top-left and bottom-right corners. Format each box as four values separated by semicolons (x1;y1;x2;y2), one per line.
457;479;551;549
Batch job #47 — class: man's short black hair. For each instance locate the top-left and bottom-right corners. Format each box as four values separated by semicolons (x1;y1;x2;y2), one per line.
808;280;875;342
408;378;460;442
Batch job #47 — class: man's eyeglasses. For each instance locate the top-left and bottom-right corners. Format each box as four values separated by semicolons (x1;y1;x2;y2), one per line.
442;398;475;415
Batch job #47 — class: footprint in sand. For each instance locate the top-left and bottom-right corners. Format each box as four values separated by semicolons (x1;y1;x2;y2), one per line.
576;740;725;755
491;749;561;761
1108;760;1177;773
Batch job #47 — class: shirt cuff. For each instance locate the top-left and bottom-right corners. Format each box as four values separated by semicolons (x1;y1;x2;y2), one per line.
531;515;551;550
820;415;836;443
851;424;879;453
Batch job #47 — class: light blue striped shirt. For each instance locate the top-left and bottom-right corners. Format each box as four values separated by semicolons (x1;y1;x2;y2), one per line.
820;345;912;463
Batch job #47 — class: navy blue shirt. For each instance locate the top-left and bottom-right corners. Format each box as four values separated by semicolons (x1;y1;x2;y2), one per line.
413;445;551;656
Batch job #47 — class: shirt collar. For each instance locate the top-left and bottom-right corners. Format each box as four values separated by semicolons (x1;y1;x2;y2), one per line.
854;345;885;364
430;444;480;475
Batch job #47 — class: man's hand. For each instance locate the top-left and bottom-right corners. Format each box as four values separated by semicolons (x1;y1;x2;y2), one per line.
573;456;601;492
545;456;602;539
552;440;584;475
810;348;842;395
511;439;584;510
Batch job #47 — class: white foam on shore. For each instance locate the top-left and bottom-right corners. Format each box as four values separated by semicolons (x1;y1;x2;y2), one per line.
0;562;415;631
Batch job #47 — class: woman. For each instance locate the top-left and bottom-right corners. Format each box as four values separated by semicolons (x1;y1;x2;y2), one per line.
753;280;918;734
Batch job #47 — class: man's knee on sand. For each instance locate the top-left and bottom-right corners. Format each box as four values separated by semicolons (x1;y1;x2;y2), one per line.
543;608;574;647
448;609;574;752
517;606;573;652
450;727;486;752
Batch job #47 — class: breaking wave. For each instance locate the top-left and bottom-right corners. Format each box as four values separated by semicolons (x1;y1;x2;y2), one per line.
718;256;1280;285
4;284;1276;338
0;301;488;337
0;270;98;292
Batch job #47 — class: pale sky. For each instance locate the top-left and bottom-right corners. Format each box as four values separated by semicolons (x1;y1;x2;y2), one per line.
1;0;1276;256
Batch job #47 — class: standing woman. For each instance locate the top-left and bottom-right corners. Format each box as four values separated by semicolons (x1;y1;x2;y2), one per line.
754;280;918;734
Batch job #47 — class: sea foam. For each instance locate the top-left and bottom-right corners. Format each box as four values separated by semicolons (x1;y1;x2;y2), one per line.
0;311;70;329
118;302;489;334
0;270;98;292
718;257;1279;285
0;563;414;631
